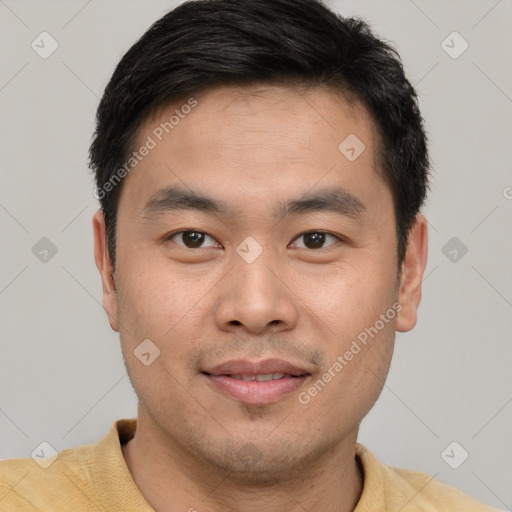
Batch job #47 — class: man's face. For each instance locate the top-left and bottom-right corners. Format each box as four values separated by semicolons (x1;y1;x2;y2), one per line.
94;85;424;479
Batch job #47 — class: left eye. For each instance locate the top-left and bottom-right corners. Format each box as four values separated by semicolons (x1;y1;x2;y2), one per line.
290;231;340;250
167;230;220;249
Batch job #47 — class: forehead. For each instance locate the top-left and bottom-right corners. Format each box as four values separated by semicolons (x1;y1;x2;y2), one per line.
144;84;374;156
118;84;389;219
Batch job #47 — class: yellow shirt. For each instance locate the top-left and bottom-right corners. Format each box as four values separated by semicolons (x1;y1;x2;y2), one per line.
0;418;499;511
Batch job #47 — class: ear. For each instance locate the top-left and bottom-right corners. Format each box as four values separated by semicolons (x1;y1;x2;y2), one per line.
395;213;428;332
92;210;119;332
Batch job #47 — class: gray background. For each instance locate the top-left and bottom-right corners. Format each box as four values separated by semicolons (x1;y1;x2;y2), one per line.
1;0;511;509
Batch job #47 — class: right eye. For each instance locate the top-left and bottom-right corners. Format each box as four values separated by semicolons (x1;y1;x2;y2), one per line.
164;230;221;249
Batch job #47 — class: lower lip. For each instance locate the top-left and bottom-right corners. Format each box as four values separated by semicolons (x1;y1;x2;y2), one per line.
205;375;308;405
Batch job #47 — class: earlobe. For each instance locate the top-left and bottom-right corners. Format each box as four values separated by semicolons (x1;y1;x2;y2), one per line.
395;214;428;333
92;210;120;332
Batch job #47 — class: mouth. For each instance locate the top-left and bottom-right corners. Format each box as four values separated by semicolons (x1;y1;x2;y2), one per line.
225;373;290;381
202;358;311;405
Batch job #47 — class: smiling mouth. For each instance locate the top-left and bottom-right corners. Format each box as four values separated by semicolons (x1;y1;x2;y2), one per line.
203;373;309;405
202;371;308;381
202;359;311;405
226;373;292;381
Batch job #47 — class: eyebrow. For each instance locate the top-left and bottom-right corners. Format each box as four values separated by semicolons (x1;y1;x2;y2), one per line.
141;184;366;221
280;187;365;219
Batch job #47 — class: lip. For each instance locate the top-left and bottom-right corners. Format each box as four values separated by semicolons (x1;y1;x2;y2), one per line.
203;358;310;406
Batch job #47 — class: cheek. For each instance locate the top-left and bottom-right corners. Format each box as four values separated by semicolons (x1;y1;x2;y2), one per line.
291;255;398;332
114;254;216;387
312;255;398;417
297;320;395;434
115;263;201;411
296;256;398;406
115;253;203;339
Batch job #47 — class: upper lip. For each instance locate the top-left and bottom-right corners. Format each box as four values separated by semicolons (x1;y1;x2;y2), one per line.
203;358;310;377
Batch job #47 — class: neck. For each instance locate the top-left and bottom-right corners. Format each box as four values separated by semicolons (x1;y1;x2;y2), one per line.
122;410;363;512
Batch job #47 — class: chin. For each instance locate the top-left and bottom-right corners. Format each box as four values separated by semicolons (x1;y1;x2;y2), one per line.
185;433;330;485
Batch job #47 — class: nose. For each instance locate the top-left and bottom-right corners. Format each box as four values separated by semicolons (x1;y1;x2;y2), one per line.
214;248;299;335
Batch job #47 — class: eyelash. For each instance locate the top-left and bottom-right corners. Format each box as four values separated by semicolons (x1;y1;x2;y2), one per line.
163;229;344;250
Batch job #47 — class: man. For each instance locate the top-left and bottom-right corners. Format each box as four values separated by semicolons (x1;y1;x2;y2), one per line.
0;0;500;510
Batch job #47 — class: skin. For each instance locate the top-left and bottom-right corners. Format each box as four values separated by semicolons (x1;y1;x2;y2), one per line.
93;84;428;512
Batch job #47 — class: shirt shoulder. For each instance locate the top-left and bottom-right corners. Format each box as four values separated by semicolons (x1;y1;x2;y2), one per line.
0;418;145;512
0;458;38;512
390;466;500;511
355;443;501;512
0;443;103;512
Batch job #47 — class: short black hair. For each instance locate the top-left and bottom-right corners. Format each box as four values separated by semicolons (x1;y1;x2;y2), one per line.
89;0;429;269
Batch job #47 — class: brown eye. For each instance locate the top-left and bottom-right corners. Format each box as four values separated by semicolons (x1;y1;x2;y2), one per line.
168;230;219;249
291;231;339;249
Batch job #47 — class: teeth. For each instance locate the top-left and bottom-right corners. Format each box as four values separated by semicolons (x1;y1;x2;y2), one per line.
229;373;286;381
256;373;273;382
